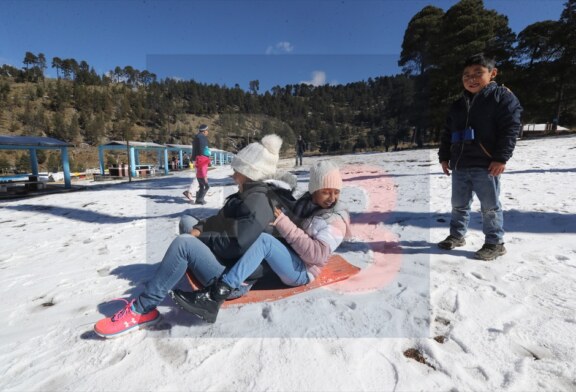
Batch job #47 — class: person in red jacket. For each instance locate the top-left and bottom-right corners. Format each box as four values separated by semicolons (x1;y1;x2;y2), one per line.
184;124;211;204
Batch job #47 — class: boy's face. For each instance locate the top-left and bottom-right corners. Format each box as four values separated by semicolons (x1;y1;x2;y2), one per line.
462;64;497;94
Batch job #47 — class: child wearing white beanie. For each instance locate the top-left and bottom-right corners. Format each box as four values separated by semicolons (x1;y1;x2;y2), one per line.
231;134;283;181
94;134;290;336
170;158;352;323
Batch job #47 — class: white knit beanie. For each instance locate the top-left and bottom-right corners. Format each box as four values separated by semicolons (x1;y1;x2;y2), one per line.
308;161;343;193
231;134;283;181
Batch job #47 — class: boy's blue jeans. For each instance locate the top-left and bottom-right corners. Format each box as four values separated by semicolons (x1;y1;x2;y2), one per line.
450;168;504;245
222;233;309;289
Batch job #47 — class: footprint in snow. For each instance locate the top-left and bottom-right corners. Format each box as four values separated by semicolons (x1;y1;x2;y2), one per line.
0;253;14;262
487;321;515;335
261;305;273;322
434;316;451;326
509;341;551;361
466;366;490;382
154;339;187;366
489;285;507;298
97;267;111;276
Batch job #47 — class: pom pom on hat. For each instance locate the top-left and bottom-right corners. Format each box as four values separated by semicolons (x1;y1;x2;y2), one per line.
308;161;342;193
231;134;283;181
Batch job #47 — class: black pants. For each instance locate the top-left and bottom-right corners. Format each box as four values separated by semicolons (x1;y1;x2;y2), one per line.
295;153;303;166
196;178;210;202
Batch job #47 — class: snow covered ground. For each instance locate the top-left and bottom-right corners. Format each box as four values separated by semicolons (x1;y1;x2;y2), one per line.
522;123;569;132
1;135;575;391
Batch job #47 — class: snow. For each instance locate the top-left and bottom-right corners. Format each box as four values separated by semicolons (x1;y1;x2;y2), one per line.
1;135;575;391
522;124;569;132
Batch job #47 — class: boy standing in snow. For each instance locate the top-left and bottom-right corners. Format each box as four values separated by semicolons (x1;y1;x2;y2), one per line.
438;53;522;261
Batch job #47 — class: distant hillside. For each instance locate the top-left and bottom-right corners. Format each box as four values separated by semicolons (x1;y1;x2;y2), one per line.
0;73;425;173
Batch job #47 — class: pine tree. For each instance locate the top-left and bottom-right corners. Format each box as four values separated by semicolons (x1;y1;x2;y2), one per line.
68;113;81;142
50;111;67;141
553;0;576;124
399;5;444;75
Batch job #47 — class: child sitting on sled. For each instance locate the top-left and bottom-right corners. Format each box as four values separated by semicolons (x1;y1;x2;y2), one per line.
94;135;286;338
171;160;351;323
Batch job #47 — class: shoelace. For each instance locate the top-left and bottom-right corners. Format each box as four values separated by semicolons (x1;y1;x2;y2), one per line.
110;298;135;322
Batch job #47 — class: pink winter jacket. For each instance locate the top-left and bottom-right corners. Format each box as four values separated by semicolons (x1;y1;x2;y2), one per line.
272;201;351;279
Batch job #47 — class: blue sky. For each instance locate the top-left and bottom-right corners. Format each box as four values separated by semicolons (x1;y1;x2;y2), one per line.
0;0;567;92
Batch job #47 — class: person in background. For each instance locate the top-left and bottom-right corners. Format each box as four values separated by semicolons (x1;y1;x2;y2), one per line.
295;134;306;166
94;135;286;338
184;124;211;204
171;160;351;323
437;53;522;261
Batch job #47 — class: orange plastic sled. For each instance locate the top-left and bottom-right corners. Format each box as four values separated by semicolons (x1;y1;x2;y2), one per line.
185;255;360;308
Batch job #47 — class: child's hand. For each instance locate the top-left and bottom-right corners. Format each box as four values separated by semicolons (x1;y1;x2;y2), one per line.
488;161;506;176
273;207;284;218
441;161;451;176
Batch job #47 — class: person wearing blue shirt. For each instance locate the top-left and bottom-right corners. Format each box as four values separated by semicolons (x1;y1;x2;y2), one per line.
184;124;211;204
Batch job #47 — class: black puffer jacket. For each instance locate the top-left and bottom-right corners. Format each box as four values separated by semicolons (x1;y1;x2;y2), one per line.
193;181;279;266
438;82;523;169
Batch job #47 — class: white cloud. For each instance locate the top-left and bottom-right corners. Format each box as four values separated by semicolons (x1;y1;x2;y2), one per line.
277;41;294;53
300;70;327;87
265;41;294;55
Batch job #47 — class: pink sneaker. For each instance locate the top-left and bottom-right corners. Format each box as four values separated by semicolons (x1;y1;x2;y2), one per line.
94;299;160;338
